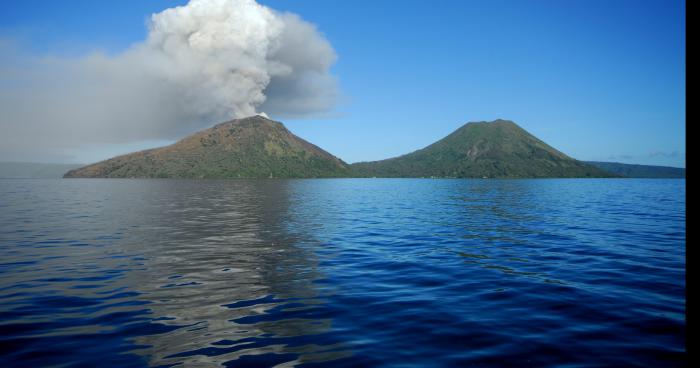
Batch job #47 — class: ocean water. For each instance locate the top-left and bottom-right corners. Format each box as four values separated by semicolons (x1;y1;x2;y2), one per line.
0;179;685;367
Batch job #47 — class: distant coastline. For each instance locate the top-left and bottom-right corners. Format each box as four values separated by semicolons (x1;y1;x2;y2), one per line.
0;162;83;179
1;160;685;180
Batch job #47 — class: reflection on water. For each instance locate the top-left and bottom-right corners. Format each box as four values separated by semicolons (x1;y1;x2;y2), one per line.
122;181;349;366
0;180;350;367
0;179;686;367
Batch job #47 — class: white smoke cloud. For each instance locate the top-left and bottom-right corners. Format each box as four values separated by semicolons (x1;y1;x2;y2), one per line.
0;0;337;161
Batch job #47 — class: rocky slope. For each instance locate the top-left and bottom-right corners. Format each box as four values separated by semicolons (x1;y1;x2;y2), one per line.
64;116;349;178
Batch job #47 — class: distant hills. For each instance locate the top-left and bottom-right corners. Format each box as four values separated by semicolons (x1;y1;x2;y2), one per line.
0;162;83;179
64;116;348;178
584;161;685;178
350;120;612;178
59;116;684;179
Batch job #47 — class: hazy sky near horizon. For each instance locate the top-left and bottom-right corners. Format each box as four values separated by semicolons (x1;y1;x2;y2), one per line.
0;0;686;167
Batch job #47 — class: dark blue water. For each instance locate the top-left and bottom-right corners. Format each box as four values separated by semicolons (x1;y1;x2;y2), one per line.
0;179;685;367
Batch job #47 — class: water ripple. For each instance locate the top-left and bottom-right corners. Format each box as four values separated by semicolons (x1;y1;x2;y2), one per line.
0;178;685;367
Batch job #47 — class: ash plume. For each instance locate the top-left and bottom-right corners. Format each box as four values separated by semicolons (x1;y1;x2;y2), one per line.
0;0;338;161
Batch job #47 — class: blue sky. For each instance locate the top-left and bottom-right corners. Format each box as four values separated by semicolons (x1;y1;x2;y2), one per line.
0;0;686;167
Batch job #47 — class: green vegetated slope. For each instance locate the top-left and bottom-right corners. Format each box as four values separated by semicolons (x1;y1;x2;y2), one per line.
64;116;349;178
585;161;685;178
350;120;614;178
65;117;637;179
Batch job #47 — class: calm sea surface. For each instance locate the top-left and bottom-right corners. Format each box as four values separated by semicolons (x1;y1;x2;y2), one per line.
0;179;685;367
